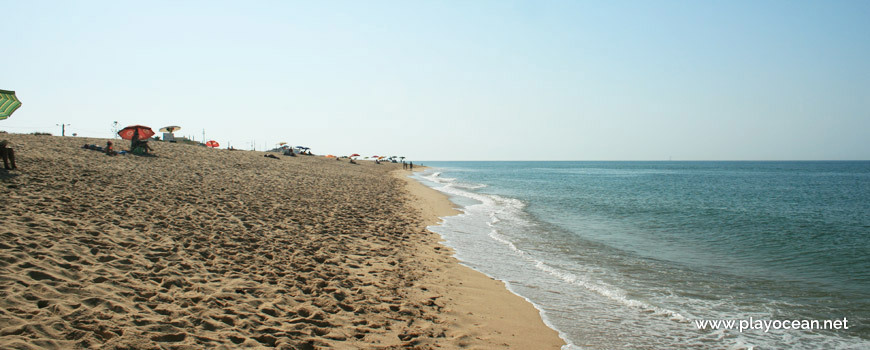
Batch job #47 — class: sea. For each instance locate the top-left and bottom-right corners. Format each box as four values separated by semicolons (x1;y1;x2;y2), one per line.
410;161;869;350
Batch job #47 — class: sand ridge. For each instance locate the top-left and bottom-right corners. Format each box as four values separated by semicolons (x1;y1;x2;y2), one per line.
0;133;563;349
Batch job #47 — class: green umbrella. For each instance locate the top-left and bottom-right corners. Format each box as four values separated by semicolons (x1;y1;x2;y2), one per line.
0;90;22;120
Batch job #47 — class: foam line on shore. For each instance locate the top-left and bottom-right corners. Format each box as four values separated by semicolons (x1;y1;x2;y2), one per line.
397;168;567;349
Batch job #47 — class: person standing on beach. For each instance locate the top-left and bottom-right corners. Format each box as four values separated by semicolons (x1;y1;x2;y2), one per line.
409;162;413;170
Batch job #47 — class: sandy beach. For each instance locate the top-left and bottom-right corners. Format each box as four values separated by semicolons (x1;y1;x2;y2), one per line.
0;133;563;349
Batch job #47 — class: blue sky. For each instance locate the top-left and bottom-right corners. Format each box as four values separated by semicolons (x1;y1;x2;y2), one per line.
2;0;868;160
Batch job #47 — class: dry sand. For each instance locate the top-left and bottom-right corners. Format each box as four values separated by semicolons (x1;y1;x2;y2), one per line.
0;133;564;349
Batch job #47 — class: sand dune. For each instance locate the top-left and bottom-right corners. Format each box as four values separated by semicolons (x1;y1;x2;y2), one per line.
0;133;563;349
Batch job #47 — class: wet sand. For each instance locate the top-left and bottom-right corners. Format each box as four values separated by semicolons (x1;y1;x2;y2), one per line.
0;133;564;349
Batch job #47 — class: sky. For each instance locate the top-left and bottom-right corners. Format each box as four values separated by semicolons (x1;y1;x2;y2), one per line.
2;0;868;160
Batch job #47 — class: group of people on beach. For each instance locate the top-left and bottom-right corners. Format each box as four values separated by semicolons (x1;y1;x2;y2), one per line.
3;135;145;170
5;130;418;172
82;136;153;157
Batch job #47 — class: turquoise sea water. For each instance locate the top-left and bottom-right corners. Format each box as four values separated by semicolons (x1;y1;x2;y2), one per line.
412;161;869;349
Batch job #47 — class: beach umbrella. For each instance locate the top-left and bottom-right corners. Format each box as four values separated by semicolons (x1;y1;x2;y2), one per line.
159;126;181;133
279;142;287;146
325;154;336;158
350;153;360;157
0;90;22;120
205;140;219;148
295;146;308;150
118;125;155;140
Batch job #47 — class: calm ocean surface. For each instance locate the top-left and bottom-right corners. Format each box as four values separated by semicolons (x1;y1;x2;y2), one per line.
412;161;869;349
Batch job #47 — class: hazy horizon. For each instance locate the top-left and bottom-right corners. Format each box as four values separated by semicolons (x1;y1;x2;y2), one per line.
3;1;868;161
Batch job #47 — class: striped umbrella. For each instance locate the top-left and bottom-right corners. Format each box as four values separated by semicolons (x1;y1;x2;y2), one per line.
159;126;181;133
0;90;22;120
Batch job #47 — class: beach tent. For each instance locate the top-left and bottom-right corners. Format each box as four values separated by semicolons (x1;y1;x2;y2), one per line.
205;140;219;148
0;90;22;120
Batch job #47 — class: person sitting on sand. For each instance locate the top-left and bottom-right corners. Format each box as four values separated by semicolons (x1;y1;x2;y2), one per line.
0;140;16;170
129;130;153;155
131;138;152;155
283;148;295;157
349;158;357;164
105;141;117;156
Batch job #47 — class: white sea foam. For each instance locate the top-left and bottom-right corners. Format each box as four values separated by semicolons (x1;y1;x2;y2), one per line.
414;169;695;347
410;168;869;350
485;219;689;322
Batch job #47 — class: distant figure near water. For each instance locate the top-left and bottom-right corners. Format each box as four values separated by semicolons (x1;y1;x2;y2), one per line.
409;162;413;170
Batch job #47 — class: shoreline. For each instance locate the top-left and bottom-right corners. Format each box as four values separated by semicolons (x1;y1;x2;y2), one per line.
394;168;565;349
0;133;563;349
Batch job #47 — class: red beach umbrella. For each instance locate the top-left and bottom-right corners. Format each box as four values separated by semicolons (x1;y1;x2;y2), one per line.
205;140;220;148
350;153;360;157
117;125;155;140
